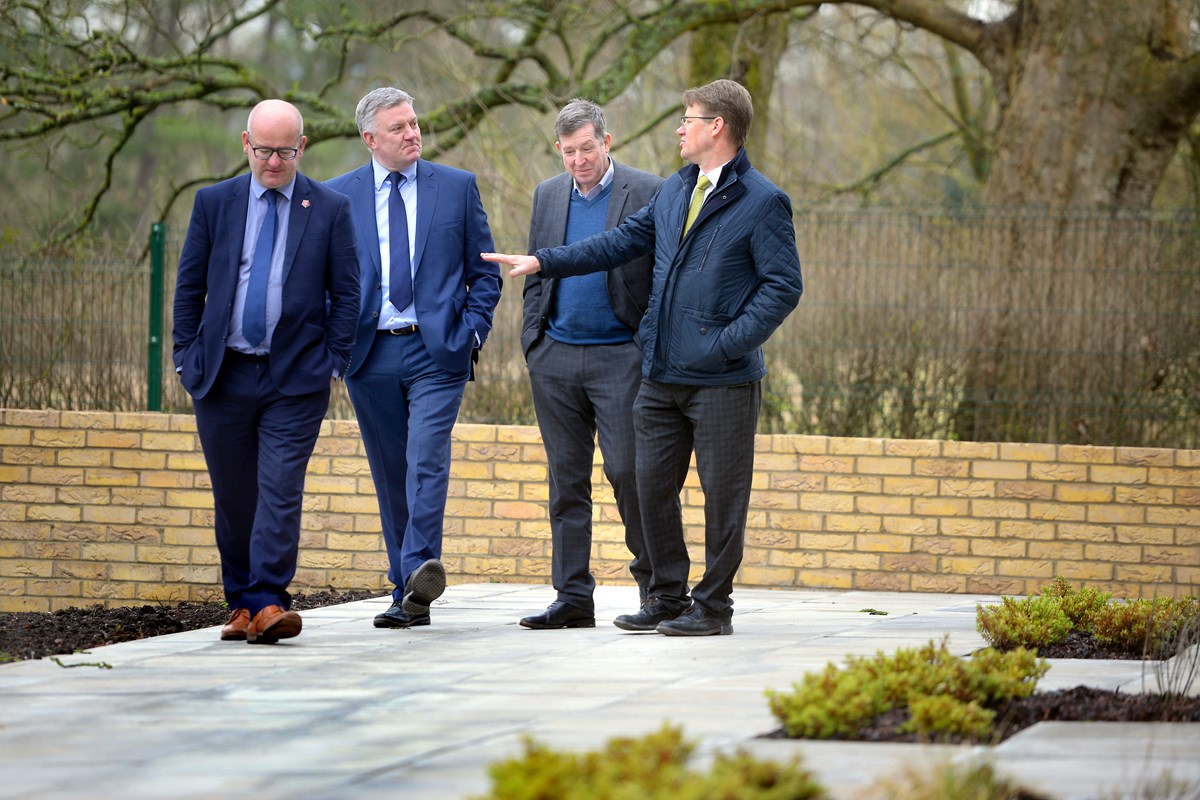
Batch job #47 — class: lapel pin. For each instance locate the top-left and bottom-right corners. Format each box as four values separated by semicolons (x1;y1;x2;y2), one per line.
301;199;310;208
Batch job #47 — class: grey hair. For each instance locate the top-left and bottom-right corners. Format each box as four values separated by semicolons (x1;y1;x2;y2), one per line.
355;87;416;136
554;98;607;142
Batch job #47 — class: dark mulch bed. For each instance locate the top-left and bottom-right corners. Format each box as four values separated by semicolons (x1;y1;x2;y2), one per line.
0;590;379;663
1033;629;1149;660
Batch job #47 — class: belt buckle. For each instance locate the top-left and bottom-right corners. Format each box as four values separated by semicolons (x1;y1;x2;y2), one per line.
387;324;418;336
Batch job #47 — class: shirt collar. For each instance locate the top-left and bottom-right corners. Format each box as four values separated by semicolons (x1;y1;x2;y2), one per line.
373;158;418;190
250;175;296;203
697;161;728;190
573;158;615;200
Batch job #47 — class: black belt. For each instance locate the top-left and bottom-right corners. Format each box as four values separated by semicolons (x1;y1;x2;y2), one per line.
226;349;268;362
380;324;420;336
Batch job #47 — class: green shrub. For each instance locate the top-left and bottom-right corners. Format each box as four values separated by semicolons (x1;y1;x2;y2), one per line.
476;724;827;800
765;639;1047;743
978;581;1200;663
1092;596;1200;658
903;695;995;742
976;594;1073;651
1038;577;1112;631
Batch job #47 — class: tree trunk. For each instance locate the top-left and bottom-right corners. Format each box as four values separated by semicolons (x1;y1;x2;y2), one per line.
938;0;1200;440
981;0;1197;208
688;13;789;162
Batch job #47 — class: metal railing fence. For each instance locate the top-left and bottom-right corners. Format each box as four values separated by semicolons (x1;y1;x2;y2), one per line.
777;205;1200;447
2;205;1196;448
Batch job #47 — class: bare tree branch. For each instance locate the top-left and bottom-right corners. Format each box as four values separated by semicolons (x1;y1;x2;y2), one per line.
817;130;958;198
3;0;1198;241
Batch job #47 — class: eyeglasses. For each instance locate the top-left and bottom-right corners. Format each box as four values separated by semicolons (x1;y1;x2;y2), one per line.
679;115;718;126
247;140;300;161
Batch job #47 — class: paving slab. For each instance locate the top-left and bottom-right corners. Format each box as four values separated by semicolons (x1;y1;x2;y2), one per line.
0;583;1196;799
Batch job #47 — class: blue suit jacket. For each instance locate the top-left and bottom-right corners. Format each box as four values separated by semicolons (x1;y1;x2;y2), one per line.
172;172;361;399
325;160;501;377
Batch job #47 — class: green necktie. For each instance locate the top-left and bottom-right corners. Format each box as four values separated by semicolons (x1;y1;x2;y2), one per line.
682;174;711;239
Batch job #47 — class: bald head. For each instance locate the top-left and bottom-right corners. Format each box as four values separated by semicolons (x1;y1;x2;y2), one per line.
247;99;304;139
242;99;306;190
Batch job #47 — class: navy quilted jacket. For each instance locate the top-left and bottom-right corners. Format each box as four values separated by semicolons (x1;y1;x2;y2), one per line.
536;148;803;386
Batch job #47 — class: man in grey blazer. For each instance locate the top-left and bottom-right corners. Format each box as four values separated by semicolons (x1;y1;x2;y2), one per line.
518;100;664;629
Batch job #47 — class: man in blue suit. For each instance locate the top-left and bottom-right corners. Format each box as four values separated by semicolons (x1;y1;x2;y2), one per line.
327;87;501;629
173;99;360;644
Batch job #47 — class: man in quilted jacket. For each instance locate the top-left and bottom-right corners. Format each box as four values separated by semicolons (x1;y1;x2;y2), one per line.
484;79;803;636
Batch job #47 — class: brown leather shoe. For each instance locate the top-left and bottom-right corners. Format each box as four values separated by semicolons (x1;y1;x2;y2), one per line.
220;608;251;641
246;605;302;644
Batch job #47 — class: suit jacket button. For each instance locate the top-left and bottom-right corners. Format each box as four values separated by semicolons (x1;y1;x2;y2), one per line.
372;311;379;318
699;326;709;335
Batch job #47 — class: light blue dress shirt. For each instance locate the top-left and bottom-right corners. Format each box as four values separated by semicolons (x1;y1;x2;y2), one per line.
227;176;294;354
372;159;418;330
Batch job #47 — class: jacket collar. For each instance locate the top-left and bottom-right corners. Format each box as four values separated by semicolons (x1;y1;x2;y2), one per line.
678;147;751;191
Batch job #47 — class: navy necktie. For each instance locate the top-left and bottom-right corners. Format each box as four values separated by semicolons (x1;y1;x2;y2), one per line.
242;189;277;347
389;172;413;311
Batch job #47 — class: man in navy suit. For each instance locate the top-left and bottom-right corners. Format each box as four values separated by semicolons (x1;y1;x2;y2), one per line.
327;87;501;629
173;99;360;644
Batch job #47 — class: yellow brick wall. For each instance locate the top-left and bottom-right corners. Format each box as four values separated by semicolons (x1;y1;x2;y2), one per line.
1;409;1197;611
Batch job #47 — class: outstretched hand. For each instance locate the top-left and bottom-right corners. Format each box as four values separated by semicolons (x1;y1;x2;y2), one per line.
481;252;542;277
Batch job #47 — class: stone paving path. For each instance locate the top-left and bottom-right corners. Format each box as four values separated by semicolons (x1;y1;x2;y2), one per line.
1;583;1197;799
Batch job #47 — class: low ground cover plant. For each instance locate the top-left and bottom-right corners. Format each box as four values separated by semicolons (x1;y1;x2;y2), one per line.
1091;595;1200;660
974;594;1073;651
476;727;1067;800
977;578;1200;660
474;724;826;800
765;638;1048;743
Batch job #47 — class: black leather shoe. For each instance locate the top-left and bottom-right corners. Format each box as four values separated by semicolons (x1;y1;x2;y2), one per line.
401;559;446;616
374;600;430;629
656;606;732;636
519;600;596;630
613;597;688;632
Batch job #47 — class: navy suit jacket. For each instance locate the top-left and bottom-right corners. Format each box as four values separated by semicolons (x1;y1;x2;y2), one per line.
172;172;360;400
325;160;501;377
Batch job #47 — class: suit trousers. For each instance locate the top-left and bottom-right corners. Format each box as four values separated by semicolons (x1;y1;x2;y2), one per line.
192;356;330;615
347;332;468;601
633;378;761;621
527;337;649;612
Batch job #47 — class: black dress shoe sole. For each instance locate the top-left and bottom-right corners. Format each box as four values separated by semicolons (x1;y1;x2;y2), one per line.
656;620;733;636
519;616;596;630
374;612;430;629
402;559;446;615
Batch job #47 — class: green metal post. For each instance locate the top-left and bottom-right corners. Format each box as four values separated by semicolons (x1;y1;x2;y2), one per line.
147;222;165;411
